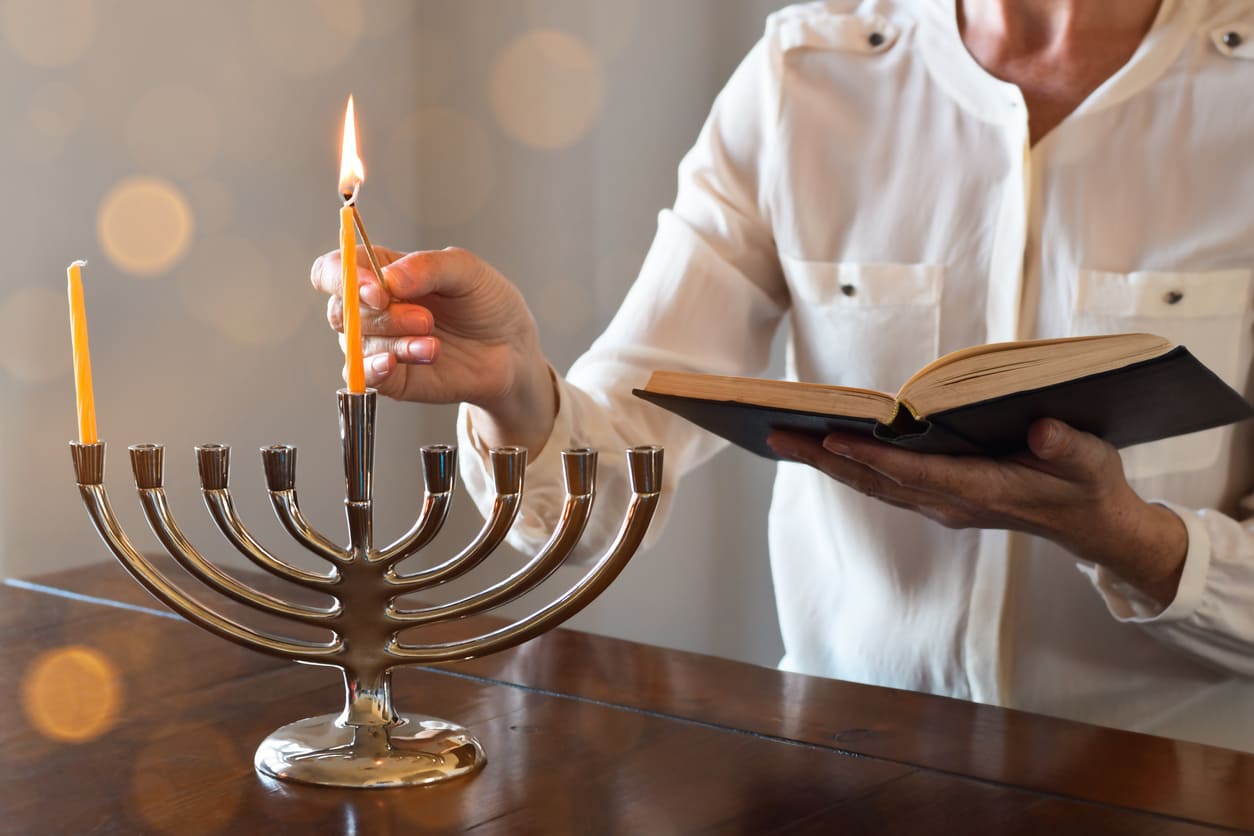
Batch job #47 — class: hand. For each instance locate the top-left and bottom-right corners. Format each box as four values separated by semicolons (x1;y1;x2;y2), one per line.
311;246;556;454
767;418;1188;607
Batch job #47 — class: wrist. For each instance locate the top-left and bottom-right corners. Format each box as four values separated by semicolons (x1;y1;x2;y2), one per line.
1085;496;1188;608
472;356;558;457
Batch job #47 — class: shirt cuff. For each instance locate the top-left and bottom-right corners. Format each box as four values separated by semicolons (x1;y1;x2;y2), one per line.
1079;502;1212;624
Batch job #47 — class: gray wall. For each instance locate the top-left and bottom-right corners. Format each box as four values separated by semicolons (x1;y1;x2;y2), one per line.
1;0;791;668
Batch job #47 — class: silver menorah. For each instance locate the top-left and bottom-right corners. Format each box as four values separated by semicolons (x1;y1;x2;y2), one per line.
69;388;663;789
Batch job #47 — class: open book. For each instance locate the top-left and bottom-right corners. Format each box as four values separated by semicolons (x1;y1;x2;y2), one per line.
632;334;1254;458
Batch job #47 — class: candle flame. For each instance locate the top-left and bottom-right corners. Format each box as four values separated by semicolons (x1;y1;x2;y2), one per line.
339;95;365;201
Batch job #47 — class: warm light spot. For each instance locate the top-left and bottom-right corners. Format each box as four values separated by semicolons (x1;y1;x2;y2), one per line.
97;177;194;277
525;0;640;60
248;0;363;78
126;84;221;178
490;30;604;150
385;107;495;227
2;0;96;68
177;236;316;345
131;725;243;835
0;286;73;382
21;646;121;743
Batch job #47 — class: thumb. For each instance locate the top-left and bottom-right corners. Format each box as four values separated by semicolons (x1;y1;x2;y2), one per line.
381;247;480;302
1027;418;1110;477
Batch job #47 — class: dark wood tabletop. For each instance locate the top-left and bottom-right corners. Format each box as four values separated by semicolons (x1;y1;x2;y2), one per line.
2;561;1252;835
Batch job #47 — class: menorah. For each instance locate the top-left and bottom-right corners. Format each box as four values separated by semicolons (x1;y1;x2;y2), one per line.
69;388;663;789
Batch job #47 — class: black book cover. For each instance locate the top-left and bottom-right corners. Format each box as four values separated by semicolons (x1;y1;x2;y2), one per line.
632;347;1253;461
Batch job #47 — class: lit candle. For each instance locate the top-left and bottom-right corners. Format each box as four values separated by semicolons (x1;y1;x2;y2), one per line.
339;95;366;394
66;260;98;444
341;204;364;393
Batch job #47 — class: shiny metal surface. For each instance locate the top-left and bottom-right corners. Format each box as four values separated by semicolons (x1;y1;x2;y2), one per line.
254;711;484;789
70;390;663;789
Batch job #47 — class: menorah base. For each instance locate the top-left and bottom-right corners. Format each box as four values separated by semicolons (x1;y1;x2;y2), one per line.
254;712;486;788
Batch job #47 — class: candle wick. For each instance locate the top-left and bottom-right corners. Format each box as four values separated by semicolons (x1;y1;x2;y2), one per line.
342;183;360;206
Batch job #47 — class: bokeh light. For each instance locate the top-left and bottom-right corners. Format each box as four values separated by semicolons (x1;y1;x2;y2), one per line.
248;0;363;77
21;645;122;743
525;0;640;61
490;30;605;150
2;0;97;68
126;84;221;179
97;177;195;277
385;107;496;227
176;235;316;345
0;286;74;382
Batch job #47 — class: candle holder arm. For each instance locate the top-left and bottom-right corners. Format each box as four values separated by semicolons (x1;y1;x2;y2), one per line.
72;443;341;661
385;446;525;592
130;445;340;625
387;446;661;662
195;444;340;591
261;445;351;566
376;445;456;567
387;448;595;625
202;490;340;591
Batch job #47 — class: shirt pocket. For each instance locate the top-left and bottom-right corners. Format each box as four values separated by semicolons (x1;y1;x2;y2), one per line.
1070;268;1254;479
782;257;943;392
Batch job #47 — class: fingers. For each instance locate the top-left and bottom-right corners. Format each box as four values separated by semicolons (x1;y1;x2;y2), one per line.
381;247;481;301
1026;418;1116;478
311;248;394;310
327;297;434;337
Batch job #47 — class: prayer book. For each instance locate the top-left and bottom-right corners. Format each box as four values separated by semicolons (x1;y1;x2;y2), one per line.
633;334;1254;458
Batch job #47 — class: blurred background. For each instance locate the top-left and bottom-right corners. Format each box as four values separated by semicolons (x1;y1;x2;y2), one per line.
1;0;793;668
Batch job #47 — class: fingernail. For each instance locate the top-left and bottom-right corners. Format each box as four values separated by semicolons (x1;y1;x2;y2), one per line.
823;438;852;456
400;310;431;333
403;337;436;363
360;284;386;309
369;354;390;374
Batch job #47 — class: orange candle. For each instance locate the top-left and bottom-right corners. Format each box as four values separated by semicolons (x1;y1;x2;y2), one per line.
341;205;365;393
66;260;98;443
339;95;366;393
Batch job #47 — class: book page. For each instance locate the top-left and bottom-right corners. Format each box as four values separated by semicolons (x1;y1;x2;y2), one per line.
643;371;898;423
898;333;1173;416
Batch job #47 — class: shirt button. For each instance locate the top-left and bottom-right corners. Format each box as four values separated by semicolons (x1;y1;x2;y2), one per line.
1223;31;1242;48
868;32;885;47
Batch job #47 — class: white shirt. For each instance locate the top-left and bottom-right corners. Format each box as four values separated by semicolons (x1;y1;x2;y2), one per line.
460;0;1254;751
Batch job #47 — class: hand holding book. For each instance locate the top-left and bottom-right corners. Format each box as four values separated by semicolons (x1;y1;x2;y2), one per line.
766;415;1189;608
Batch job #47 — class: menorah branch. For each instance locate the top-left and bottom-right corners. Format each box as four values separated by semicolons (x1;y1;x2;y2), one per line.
197;443;339;591
376;444;456;566
388;448;596;625
388;446;662;663
385;446;525;591
262;444;351;565
130;445;339;625
72;443;342;663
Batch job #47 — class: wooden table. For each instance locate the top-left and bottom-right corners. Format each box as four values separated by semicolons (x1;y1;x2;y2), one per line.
2;562;1252;835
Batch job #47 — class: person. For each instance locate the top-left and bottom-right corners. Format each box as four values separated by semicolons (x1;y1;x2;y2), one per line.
312;0;1254;750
